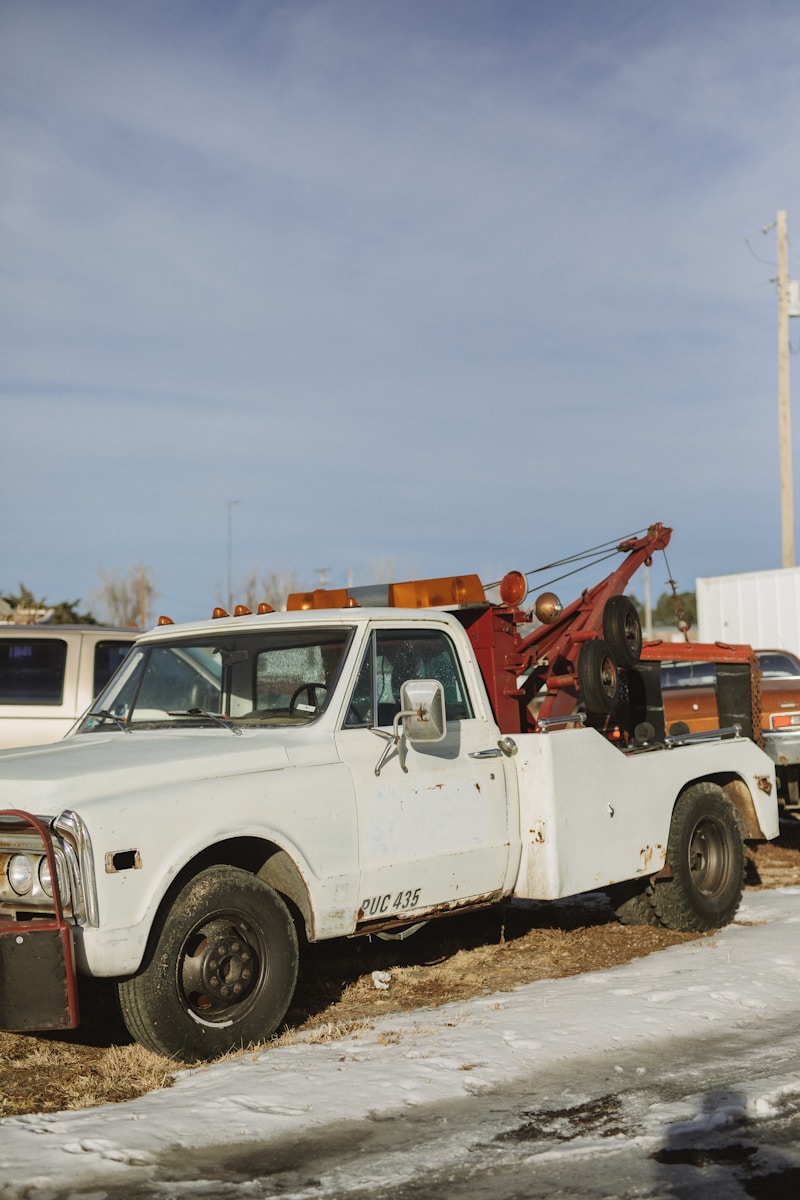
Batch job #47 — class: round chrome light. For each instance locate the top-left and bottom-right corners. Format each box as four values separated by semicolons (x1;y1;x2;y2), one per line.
7;854;34;896
38;854;70;902
39;856;53;897
534;591;563;624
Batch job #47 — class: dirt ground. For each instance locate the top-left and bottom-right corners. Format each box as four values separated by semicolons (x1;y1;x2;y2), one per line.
3;823;800;1120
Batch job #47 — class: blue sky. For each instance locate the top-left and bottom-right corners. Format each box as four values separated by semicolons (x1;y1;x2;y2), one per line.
2;0;800;622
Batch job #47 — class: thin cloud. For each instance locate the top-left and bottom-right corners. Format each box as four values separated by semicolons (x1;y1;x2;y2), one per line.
1;0;799;615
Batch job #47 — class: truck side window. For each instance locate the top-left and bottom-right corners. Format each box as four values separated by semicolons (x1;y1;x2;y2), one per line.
343;629;473;728
344;638;375;727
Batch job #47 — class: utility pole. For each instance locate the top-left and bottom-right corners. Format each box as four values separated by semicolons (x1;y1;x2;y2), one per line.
227;500;240;612
777;210;795;567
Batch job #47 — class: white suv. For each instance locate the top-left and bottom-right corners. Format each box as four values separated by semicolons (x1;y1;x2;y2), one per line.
0;626;136;749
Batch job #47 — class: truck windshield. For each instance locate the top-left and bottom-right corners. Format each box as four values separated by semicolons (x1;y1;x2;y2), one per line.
77;628;353;732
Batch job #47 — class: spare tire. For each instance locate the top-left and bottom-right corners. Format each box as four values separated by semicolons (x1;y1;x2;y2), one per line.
577;638;619;713
603;595;642;668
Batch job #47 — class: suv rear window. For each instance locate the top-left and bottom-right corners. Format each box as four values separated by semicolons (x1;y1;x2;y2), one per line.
0;639;68;705
93;640;133;696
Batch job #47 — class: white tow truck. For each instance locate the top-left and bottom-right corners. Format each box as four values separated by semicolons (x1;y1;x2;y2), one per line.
0;526;778;1062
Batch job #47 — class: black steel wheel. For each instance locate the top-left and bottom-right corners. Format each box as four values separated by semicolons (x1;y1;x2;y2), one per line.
577;638;619;713
603;595;643;668
118;865;299;1062
651;783;745;932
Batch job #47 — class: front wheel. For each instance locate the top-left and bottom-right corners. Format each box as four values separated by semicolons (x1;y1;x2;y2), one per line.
118;866;299;1062
651;783;745;932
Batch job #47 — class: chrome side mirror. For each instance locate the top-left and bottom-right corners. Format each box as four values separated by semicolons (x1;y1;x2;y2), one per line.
397;679;447;743
371;680;448;775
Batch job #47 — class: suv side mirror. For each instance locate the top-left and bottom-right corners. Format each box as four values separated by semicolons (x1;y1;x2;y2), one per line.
398;679;447;743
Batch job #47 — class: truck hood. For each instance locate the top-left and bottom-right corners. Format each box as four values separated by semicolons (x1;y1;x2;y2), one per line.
0;728;323;817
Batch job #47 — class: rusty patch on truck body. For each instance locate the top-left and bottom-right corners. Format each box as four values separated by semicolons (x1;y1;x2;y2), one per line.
640;843;665;871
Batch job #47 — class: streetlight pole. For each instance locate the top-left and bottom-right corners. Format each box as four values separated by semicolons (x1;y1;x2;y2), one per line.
227;500;240;612
777;211;795;568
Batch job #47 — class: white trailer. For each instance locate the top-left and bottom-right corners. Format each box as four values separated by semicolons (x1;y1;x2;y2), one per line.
697;566;800;652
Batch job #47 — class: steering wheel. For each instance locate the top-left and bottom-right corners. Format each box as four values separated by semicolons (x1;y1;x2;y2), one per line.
288;682;328;715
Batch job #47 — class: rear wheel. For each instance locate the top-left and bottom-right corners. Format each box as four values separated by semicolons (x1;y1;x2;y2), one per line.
651;783;745;932
118;865;299;1062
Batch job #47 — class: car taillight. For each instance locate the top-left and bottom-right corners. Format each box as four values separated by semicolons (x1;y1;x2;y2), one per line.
770;712;800;730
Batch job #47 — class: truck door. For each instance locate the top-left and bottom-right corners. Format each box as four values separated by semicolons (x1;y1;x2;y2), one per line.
334;626;513;929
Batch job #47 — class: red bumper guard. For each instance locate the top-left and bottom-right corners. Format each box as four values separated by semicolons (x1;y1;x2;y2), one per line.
0;809;80;1031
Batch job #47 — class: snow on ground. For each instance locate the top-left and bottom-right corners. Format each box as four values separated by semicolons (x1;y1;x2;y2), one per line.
2;887;800;1198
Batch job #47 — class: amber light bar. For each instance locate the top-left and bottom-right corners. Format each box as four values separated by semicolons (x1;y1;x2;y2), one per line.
286;574;486;612
389;575;485;608
286;587;352;611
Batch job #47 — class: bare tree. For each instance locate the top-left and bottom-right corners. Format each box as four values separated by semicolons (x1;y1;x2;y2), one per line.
93;564;156;628
227;567;305;613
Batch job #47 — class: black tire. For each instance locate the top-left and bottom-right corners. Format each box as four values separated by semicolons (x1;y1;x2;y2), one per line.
577;638;619;713
118;866;299;1063
603;595;642;668
607;879;663;927
651;783;745;932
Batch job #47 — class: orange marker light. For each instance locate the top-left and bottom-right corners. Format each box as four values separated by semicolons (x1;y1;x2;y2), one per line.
499;571;527;607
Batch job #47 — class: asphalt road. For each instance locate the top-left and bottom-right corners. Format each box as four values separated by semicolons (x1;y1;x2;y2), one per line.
52;1011;800;1200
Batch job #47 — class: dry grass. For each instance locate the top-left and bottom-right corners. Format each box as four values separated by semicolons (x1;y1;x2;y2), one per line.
2;826;799;1119
0;1034;173;1117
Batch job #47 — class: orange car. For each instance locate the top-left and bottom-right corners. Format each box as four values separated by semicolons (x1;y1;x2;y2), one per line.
757;648;800;733
659;647;800;816
660;648;800;735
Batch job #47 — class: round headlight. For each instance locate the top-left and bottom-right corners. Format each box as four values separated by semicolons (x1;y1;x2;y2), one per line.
8;854;34;896
38;854;69;902
39;856;53;897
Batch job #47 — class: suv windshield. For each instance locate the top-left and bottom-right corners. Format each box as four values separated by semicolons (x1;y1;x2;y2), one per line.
78;627;353;732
